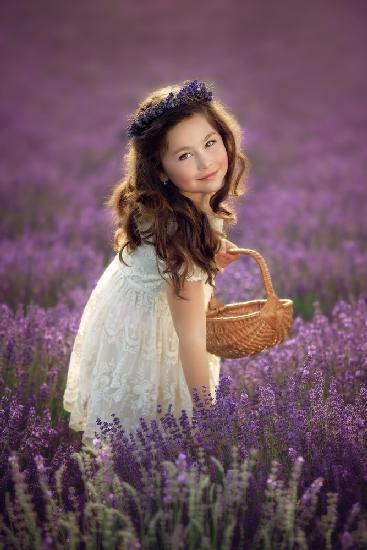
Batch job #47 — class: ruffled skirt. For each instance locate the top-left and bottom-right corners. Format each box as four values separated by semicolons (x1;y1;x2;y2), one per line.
63;254;221;448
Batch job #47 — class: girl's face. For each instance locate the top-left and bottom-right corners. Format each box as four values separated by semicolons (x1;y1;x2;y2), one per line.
159;113;228;212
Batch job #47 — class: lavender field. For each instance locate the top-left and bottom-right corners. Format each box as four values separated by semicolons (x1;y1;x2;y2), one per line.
1;0;366;548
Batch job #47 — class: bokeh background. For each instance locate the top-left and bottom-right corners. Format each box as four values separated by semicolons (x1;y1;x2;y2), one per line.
1;0;366;318
1;0;366;546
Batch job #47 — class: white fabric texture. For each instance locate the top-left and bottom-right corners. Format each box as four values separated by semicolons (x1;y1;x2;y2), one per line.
63;216;224;447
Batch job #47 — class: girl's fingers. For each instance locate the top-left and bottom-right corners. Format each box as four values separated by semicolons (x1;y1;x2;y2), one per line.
226;252;240;259
216;246;240;270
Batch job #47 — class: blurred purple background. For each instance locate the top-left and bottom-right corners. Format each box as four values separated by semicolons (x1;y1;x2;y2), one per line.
1;0;366;318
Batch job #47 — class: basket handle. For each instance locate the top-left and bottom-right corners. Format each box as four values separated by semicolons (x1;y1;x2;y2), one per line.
208;248;278;313
226;248;277;298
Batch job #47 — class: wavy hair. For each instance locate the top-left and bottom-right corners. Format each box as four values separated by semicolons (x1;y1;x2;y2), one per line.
105;80;251;300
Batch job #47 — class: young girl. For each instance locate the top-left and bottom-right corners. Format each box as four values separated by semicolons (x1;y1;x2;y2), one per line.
63;79;249;449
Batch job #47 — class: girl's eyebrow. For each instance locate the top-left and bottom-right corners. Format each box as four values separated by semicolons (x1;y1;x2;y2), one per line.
173;131;217;155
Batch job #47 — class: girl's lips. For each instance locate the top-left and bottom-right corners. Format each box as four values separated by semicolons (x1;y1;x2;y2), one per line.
199;169;218;180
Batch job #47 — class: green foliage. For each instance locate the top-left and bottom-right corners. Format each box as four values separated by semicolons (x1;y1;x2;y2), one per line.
2;444;366;548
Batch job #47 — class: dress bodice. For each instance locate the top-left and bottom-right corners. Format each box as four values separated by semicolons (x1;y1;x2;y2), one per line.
118;215;225;292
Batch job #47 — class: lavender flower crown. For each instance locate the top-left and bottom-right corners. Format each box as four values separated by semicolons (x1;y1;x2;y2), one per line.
125;79;213;138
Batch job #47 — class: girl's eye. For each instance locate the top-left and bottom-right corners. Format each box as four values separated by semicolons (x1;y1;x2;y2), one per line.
178;139;217;161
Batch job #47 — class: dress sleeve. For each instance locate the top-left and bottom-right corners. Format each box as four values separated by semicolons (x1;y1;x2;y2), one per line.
156;256;207;282
183;262;208;282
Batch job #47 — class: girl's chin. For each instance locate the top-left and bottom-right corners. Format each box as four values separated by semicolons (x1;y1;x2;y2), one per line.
179;179;223;196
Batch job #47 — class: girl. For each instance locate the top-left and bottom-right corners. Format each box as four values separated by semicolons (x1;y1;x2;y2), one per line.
63;79;250;449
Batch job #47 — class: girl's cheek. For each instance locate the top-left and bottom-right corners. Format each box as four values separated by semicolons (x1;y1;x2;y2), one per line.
218;146;228;170
178;166;193;183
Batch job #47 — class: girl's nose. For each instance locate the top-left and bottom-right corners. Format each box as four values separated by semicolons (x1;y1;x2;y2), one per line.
196;154;211;170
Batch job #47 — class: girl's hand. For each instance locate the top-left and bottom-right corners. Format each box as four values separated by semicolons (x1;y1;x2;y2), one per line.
215;238;241;271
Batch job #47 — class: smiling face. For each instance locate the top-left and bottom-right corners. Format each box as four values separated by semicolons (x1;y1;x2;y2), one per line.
158;112;229;213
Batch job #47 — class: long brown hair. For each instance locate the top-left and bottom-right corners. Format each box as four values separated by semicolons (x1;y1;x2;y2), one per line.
105;80;251;300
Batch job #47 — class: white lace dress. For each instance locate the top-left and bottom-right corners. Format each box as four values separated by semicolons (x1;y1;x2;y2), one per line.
63;216;224;447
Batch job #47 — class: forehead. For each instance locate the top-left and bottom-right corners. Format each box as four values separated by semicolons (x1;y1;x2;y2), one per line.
165;113;215;147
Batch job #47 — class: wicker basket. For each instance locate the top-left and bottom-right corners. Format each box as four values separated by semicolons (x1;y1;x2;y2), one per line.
206;248;293;359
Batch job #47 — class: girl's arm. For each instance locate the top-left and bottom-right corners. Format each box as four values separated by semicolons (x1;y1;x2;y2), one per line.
165;279;211;408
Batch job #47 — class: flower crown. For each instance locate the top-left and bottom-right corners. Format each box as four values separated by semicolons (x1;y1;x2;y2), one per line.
125;79;213;138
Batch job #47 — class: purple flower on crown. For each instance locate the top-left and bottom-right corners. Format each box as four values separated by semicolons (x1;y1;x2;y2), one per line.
125;79;213;138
